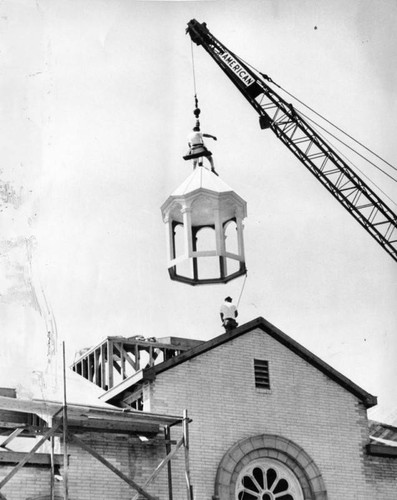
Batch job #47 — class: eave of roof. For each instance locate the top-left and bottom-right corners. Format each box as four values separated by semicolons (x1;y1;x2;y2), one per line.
140;316;377;409
366;443;397;457
369;420;397;444
0;395;183;434
99;370;144;403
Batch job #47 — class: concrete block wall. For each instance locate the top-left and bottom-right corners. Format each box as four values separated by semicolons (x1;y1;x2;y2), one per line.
145;327;382;500
0;432;169;500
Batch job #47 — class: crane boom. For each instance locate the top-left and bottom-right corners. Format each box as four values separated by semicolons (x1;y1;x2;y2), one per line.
187;19;397;262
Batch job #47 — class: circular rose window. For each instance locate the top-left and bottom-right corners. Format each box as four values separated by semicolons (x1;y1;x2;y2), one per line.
236;458;304;500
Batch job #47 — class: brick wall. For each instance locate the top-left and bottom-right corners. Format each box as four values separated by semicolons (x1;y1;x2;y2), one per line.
0;432;170;500
0;465;58;500
364;453;397;498
66;432;170;500
145;327;397;500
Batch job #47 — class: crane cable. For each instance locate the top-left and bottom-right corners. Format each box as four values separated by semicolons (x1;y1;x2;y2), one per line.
235;54;397;182
300;110;397;208
190;40;198;97
236;271;248;309
277;83;397;175
190;40;201;124
277;94;397;207
271;79;397;185
296;109;397;184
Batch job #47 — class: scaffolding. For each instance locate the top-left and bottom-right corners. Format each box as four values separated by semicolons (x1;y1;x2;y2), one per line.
0;395;193;500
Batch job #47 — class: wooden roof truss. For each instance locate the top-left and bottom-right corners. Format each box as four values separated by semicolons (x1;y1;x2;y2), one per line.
71;336;192;391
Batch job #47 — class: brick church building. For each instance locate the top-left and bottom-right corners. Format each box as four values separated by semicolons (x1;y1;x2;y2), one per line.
1;316;396;499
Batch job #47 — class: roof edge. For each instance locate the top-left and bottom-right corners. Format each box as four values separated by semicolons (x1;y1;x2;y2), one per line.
142;316;377;409
366;443;397;457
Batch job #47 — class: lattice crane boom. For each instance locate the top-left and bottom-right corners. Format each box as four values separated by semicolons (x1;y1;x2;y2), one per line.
186;19;397;262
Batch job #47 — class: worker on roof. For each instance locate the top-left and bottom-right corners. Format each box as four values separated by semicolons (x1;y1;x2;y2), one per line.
183;124;218;175
220;296;238;332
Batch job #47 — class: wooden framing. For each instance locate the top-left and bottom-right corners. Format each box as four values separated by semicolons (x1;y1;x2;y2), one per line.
183;410;193;500
50;434;56;500
0;396;193;500
131;436;183;500
71;336;197;391
0;428;24;449
0;423;62;493
0;450;62;466
164;426;173;500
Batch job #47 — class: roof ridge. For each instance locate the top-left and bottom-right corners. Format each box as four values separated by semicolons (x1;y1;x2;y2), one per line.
141;316;377;408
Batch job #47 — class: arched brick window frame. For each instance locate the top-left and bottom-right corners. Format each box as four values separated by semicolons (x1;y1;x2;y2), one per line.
26;496;63;500
213;434;327;500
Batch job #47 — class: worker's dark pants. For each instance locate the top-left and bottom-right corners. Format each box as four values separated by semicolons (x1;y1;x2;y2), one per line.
223;318;238;332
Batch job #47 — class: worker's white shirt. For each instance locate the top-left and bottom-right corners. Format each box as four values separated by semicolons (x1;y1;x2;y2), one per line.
188;131;204;146
220;302;237;319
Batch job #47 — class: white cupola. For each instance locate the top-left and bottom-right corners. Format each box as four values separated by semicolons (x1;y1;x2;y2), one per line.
161;166;247;285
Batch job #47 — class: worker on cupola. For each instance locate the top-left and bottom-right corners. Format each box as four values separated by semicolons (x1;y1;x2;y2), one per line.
184;123;219;175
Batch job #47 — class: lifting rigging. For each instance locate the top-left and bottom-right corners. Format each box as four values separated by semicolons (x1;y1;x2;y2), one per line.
183;44;218;175
161;31;249;286
186;19;397;263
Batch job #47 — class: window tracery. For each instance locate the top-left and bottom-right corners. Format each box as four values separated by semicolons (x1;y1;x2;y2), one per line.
236;458;304;500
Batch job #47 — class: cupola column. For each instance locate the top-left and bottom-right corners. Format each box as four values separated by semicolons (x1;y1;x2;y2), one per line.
181;205;193;258
164;215;175;263
214;207;227;278
236;209;246;262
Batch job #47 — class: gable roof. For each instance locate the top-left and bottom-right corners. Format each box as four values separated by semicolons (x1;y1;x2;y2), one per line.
140;317;377;409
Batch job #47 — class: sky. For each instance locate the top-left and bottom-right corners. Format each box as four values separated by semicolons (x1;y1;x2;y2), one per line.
0;0;396;422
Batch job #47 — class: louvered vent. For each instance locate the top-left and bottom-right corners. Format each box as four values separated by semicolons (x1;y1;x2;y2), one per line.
254;359;270;389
